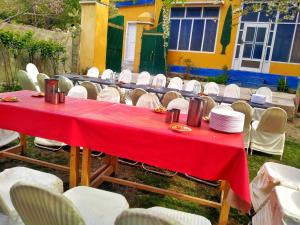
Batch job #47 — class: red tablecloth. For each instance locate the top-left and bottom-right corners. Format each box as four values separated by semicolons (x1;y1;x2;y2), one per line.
0;90;250;212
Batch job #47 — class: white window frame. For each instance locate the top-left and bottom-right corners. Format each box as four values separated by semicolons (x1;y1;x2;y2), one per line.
169;7;221;54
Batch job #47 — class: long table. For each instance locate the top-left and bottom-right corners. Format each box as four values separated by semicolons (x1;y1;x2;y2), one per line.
0;90;251;225
59;74;273;109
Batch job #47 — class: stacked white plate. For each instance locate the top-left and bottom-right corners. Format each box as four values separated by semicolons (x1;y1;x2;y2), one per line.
251;94;266;104
210;107;245;133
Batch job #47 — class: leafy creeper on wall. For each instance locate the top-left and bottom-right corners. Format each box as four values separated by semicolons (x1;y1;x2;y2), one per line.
221;4;233;55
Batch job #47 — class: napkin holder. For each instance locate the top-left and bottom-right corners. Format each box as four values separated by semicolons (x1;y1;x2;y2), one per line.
45;78;59;104
187;97;207;127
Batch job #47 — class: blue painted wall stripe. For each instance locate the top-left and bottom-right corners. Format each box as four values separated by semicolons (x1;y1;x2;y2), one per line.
169;66;299;90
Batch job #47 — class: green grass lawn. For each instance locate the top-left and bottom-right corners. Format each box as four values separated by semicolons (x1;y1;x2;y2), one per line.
1;138;300;225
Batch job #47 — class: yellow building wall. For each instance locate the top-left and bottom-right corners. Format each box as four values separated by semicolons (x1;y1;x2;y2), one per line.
270;62;300;76
167;0;241;70
79;1;109;73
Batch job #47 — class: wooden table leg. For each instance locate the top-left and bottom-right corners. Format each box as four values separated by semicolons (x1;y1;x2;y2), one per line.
81;147;91;186
110;156;118;174
20;134;27;153
69;146;80;188
218;180;230;225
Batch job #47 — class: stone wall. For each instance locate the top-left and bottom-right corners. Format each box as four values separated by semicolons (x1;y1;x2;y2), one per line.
0;22;79;82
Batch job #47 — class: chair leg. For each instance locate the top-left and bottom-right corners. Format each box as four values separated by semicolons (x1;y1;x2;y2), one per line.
185;174;220;187
34;142;64;152
142;163;177;177
118;158;139;166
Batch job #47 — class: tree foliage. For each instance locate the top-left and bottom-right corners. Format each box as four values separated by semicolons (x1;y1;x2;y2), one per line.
220;5;232;55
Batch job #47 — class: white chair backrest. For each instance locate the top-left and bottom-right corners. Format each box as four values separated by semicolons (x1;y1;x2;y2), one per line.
204;82;219;95
58;76;74;95
101;69;114;80
115;208;179;225
26;63;39;83
231;101;253;130
152;74;167;87
68;86;88;99
118;69;132;84
168;77;183;90
184;80;201;92
80;81;99;100
136;93;161;110
167;98;189;114
256;87;272;103
97;87;120;103
17;70;39;92
87;67;100;78
257;107;287;133
37;73;50;93
223;84;240;98
10;182;85;225
136;71;151;85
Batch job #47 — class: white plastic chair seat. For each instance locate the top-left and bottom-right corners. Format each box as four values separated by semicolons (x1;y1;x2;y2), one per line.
250;120;285;157
34;137;67;150
168;77;183;90
167;98;189;114
63;186;129;225
0;167;63;216
149;207;212;225
252;186;300;225
251;162;300;212
0;130;19;147
136;71;151;85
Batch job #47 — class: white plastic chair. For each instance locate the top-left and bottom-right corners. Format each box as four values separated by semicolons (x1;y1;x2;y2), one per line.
37;73;50;93
256;87;272;103
152;74;167;88
97;87;120;103
136;71;151;85
26;63;39;84
251;162;300;212
250;107;287;159
252;186;300;225
131;88;147;106
0;129;19;148
223;84;240;99
10;182;129;225
231;101;253;149
167;77;183;90
87;67;100;78
101;69;114;80
204;82;219;95
80;81;100;100
184;80;201;93
58;76;74;95
161;91;183;108
118;69;132;84
68;86;88;99
0;167;63;223
167;98;189;114
253;87;273;121
17;70;39;92
115;208;212;225
136;93;161;110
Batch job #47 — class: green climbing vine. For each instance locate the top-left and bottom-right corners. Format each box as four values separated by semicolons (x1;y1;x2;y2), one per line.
220;4;232;55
